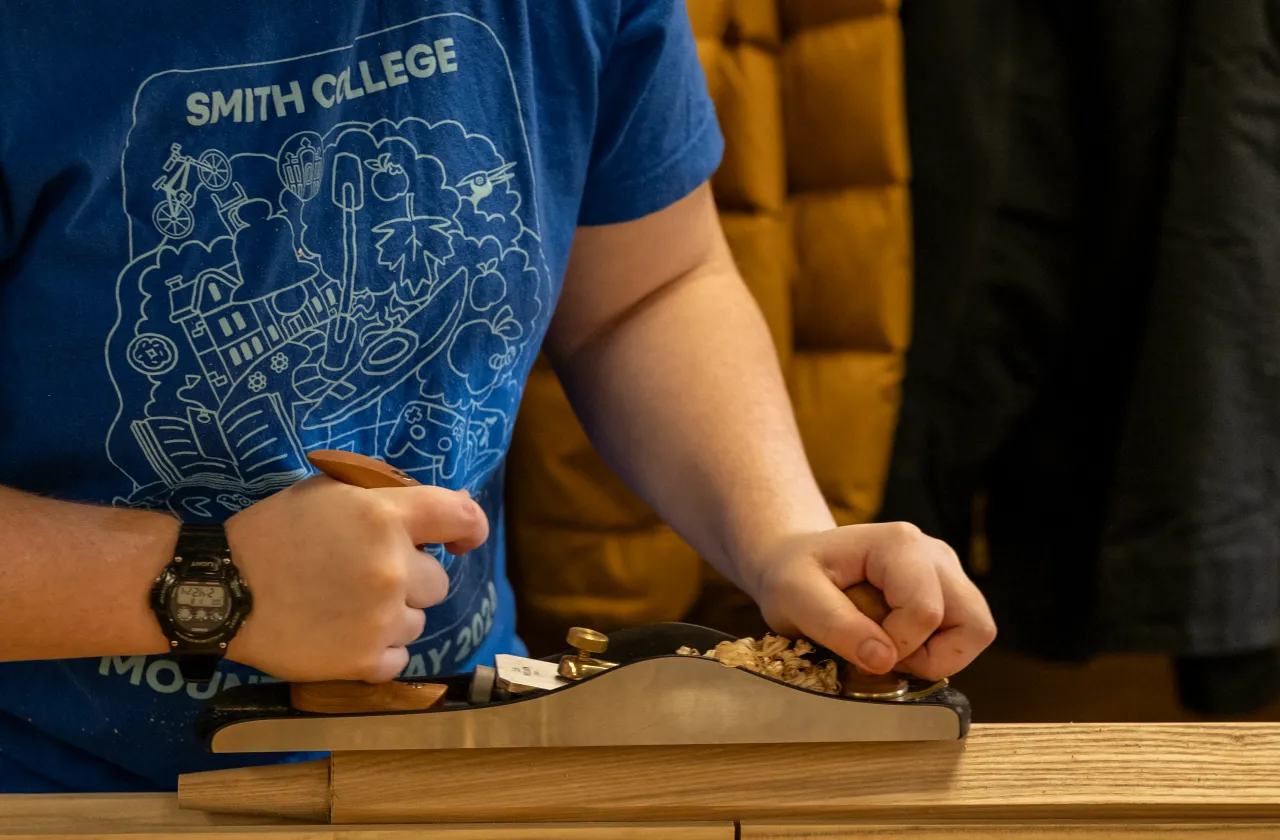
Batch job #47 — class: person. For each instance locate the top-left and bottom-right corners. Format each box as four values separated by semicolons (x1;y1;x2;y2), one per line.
0;0;997;793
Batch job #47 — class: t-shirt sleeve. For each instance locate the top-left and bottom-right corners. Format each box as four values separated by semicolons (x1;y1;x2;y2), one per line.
577;0;725;226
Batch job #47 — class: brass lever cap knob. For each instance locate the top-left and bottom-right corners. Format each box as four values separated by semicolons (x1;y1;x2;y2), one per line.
567;627;608;654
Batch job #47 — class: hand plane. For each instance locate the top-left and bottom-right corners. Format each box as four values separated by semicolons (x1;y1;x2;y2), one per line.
193;450;970;756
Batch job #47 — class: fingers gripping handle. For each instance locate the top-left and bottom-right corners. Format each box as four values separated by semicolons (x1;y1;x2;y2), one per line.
283;451;442;712
840;581;947;699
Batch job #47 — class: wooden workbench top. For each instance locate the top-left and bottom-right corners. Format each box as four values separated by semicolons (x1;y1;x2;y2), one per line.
3;794;1280;840
0;793;730;838
7;724;1280;838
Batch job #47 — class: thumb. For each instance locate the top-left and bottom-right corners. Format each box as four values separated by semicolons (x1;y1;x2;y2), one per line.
373;484;489;552
790;569;898;674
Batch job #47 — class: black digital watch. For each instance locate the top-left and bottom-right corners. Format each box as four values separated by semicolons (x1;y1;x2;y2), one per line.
149;523;252;683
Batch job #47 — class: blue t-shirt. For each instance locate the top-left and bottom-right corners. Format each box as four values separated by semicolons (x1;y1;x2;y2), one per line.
0;1;722;792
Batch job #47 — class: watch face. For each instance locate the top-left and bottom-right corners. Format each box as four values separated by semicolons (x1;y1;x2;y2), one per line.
169;581;231;636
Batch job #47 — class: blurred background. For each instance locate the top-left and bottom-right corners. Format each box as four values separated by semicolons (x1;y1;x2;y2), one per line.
506;0;1280;723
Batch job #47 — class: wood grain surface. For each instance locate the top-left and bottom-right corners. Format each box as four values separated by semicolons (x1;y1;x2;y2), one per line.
3;827;731;840
743;826;1280;839
4;795;1278;839
3;826;730;840
290;680;448;714
0;793;730;838
178;755;331;822
0;792;296;832
319;724;1280;824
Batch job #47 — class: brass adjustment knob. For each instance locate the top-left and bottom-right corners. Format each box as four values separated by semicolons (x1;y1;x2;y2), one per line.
558;627;616;681
567;627;608;655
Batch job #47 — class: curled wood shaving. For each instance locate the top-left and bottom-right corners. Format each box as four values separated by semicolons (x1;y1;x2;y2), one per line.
676;634;840;694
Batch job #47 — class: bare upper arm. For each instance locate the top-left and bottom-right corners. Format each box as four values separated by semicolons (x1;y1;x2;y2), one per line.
543;181;735;366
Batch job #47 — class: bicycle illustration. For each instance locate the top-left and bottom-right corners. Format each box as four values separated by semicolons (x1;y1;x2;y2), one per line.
151;144;233;239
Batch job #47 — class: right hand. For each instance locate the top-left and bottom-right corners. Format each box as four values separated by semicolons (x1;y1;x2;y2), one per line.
221;473;488;683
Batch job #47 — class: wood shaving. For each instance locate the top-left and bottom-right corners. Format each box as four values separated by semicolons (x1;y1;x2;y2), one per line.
676;634;841;694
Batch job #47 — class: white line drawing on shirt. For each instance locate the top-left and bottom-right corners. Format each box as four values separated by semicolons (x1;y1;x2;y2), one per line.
151;144;234;239
110;116;543;520
115;13;543;261
102;15;553;643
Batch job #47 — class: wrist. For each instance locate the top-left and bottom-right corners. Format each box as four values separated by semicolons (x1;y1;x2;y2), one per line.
95;505;181;657
220;505;272;668
0;487;178;662
720;506;837;601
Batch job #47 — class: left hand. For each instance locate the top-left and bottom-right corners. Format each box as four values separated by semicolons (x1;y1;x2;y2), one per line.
749;522;997;681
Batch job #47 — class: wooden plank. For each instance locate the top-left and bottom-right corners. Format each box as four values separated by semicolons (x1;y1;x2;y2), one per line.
4;828;730;840
0;794;731;838
316;724;1280;823
0;793;294;832
7;796;1280;839
178;757;330;822
743;824;1280;839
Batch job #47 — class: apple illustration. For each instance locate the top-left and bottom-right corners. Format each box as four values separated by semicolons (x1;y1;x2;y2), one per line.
468;257;506;312
365;153;409;202
448;306;523;396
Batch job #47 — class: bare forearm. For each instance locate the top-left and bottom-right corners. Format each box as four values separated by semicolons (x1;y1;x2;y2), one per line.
551;264;834;598
545;185;996;678
0;485;177;661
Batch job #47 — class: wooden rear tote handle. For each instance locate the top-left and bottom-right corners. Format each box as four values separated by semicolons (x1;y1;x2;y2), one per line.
307;448;420;489
284;450;447;714
290;680;447;715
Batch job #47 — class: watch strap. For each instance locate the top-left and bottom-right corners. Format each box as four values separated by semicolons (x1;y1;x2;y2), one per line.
173;653;220;683
175;522;232;563
153;521;250;684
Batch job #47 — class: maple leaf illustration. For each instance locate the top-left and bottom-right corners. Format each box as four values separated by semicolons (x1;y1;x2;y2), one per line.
371;193;454;301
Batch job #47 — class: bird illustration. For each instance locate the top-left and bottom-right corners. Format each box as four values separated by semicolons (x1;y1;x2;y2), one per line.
455;161;516;209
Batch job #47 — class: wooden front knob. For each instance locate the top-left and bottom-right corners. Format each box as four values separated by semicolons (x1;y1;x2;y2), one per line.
844;581;891;625
838;581;907;697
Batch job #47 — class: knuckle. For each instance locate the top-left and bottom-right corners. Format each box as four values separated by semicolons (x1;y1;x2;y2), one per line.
410;610;428;638
928;532;956;554
351;655;377;682
369;560;408;595
358;497;401;534
360;658;391;684
913;601;946;629
975;617;998;645
932;538;963;566
367;646;405;681
426;572;449;605
352;625;383;655
887;521;924;543
378;611;404;640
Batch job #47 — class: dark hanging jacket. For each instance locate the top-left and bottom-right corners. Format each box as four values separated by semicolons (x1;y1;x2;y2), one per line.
886;0;1280;714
